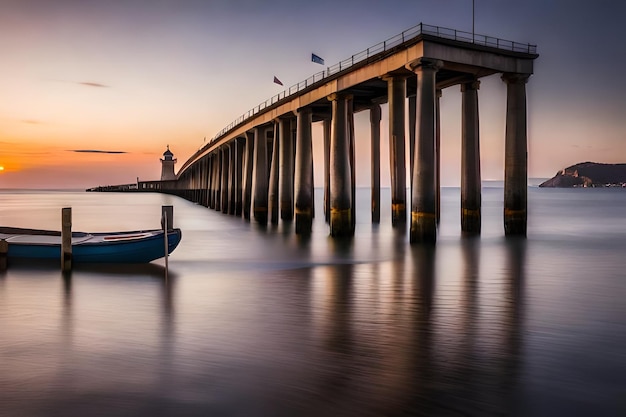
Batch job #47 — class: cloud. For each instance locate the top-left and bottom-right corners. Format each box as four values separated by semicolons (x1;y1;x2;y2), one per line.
69;149;127;154
78;82;109;88
22;119;44;125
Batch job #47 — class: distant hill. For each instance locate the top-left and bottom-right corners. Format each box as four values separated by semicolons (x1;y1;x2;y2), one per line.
539;162;626;188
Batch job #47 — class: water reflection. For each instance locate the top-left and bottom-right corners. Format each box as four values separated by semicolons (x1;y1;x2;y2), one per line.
405;244;436;416
502;237;526;412
306;237;529;416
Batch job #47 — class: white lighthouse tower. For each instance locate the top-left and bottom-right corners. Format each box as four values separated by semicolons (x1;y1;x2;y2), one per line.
160;145;177;181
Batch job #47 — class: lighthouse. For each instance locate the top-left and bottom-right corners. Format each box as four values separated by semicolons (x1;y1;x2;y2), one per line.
160;145;177;181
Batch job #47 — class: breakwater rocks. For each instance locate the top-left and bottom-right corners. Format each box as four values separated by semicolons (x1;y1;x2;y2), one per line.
539;162;626;188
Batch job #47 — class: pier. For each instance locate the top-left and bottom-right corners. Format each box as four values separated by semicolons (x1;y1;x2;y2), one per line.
135;23;538;243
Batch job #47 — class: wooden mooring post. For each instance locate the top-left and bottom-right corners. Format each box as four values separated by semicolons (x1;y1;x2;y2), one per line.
161;205;173;276
0;239;8;270
61;207;72;272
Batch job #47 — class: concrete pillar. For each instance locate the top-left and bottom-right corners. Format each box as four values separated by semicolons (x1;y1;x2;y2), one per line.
348;98;356;231
235;138;244;216
221;147;230;214
385;74;408;226
502;73;530;236
328;93;353;237
216;151;222;211
323;118;331;222
228;142;236;215
207;156;214;208
268;121;280;224
436;89;442;224
252;125;269;224
203;157;210;207
408;95;416;191
295;107;314;234
242;131;254;220
212;153;219;210
370;104;381;223
408;58;442;244
278;117;294;221
461;80;481;235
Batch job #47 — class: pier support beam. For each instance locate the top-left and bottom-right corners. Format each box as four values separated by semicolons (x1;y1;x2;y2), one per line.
408;94;416;192
216;151;222;211
436;89;442;224
370;104;381;223
502;73;530;236
213;153;220;210
242;131;254;220
221;147;230;214
235;138;244;216
228;142;236;215
385;74;408;226
461;80;481;235
252;126;269;224
278;117;294;221
295;107;314;234
268;122;280;224
348;98;356;231
408;58;442;244
204;158;210;207
328;93;353;237
323;118;331;223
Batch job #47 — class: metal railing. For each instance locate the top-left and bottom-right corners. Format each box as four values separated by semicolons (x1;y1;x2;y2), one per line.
193;22;536;161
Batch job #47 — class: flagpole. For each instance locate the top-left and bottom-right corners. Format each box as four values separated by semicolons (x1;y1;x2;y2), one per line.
472;0;475;43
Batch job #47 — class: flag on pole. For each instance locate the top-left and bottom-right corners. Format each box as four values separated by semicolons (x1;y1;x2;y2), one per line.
273;76;283;86
311;53;324;65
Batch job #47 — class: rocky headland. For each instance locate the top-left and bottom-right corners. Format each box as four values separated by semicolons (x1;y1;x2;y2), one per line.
539;162;626;188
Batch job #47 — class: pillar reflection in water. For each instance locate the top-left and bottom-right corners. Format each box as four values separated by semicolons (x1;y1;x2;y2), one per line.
501;237;526;411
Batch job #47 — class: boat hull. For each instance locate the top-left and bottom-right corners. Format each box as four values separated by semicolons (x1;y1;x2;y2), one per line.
3;228;182;264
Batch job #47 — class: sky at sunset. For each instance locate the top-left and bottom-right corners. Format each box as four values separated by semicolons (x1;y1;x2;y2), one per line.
1;0;625;189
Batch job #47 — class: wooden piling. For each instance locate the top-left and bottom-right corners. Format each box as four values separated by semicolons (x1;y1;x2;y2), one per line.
161;205;174;230
0;239;8;270
162;205;172;274
61;207;72;272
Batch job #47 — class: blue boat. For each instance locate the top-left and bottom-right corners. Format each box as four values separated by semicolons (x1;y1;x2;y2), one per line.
0;226;182;264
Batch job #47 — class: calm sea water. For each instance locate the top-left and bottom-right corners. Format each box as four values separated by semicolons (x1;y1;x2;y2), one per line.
0;187;624;416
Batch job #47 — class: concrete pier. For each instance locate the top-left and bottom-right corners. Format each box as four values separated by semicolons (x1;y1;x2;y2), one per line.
268;122;280;224
409;58;442;243
328;93;353;237
278;117;294;221
294;108;314;234
370;104;381;223
147;23;537;244
461;80;481;235
502;73;530;236
385;75;407;226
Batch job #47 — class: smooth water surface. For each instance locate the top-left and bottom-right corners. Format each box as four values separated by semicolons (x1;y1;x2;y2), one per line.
0;188;625;416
